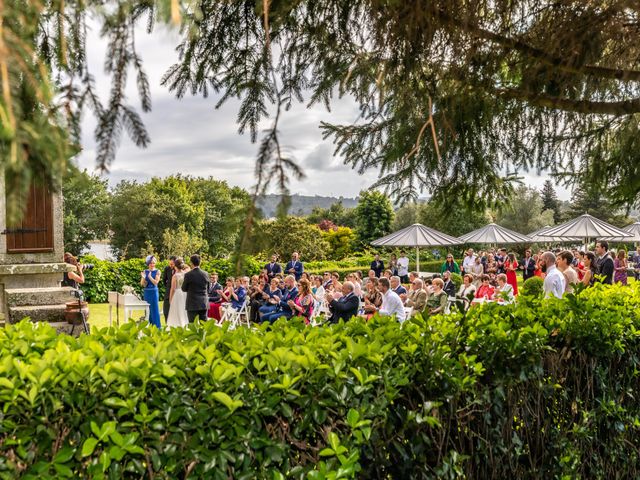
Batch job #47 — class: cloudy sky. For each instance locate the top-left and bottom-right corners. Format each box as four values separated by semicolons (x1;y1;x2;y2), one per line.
76;19;569;200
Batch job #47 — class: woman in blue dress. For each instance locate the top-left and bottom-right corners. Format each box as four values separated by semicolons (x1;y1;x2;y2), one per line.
141;255;161;328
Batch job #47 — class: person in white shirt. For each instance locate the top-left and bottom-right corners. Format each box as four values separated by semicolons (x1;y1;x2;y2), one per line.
397;251;410;283
542;252;565;299
377;277;406;322
462;249;476;274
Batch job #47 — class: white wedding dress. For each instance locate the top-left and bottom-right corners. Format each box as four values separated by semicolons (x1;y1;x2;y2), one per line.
166;272;189;328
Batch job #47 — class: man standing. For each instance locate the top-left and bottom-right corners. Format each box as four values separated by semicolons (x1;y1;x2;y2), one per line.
462;249;476;274
376;278;406;322
326;282;359;323
495;248;507;274
595;240;615;284
521;249;535;281
161;256;176;321
442;271;457;297
265;254;282;280
542;252;565;299
181;254;210;323
397;251;410;283
286;252;304;281
556;251;579;294
370;254;385;278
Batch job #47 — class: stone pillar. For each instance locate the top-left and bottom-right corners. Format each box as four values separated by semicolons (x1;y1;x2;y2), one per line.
0;170;77;332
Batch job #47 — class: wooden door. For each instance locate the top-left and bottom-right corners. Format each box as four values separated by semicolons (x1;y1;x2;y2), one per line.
5;181;54;253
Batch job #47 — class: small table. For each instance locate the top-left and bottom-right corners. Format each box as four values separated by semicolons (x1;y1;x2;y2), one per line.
108;291;150;327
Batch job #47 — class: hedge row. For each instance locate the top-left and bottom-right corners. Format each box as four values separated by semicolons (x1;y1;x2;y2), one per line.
1;283;640;478
80;256;449;303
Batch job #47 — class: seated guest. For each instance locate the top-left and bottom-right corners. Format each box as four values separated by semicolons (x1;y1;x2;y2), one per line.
287;278;315;323
363;269;377;288
370;254;385;278
257;278;283;319
229;277;247;311
322;272;333;288
457;274;477;299
248;276;267;323
442;271;456;298
207;272;223;318
362;278;383;319
312;276;325;301
475;275;495;300
405;278;428;312
346;273;362;298
376;277;406;322
440;254;460;274
390;276;407;302
261;276;298;324
285;252;304;281
492;274;514;303
300;271;311;283
326;281;360;323
331;272;343;292
382;269;393;279
425;278;448;317
210;278;235;321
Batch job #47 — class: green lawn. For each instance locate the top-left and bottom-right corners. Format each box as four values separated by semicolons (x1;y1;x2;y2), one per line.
88;302;163;330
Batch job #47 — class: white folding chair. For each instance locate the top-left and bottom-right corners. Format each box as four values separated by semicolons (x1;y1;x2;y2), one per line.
222;298;250;329
445;296;458;314
403;306;414;320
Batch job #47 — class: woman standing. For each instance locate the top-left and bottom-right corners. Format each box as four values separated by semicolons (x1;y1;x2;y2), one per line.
166;257;190;328
614;250;628;285
288;278;315;324
141;255;161;328
581;252;597;287
388;254;399;276
504;253;519;295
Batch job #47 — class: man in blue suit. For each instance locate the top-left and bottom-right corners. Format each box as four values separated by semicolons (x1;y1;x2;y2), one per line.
370;254;384;278
265;254;282;280
326;282;360;324
261;275;299;323
285;252;304;281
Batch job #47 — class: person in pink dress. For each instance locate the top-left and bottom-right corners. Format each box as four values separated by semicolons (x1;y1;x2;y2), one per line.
504;253;519;295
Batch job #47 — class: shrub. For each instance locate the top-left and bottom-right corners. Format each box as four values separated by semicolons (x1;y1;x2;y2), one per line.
522;276;544;297
1;284;640;478
450;272;463;289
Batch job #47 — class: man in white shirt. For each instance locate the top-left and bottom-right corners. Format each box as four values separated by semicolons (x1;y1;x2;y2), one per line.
397;251;410;283
462;249;476;274
542;251;565;299
556;250;579;294
377;277;406;322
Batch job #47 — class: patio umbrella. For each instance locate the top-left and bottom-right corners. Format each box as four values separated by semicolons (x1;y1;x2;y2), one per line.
539;213;632;248
529;226;580;243
458;223;533;245
601;221;640;246
371;223;463;271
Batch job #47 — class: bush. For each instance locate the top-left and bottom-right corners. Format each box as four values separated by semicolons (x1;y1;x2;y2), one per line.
450;272;463;289
522;276;544;297
1;284;640;478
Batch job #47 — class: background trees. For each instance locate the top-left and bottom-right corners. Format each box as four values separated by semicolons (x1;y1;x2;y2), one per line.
354;191;394;247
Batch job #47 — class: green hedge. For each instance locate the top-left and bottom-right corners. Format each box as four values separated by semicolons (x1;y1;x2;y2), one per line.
1;283;640;478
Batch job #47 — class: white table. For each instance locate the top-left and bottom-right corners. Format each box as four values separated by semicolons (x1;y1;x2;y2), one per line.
108;291;150;327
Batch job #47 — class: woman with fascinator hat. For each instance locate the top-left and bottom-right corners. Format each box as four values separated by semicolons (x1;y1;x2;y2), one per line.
141;255;161;328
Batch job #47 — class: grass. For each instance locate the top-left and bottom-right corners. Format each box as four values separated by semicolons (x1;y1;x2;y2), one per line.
88;302;163;330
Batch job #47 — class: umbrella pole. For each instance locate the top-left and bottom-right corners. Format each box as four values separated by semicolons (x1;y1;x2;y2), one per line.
416;246;420;273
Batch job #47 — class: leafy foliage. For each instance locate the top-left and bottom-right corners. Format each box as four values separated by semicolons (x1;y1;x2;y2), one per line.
1;283;640;478
306;201;356;229
522;276;544;297
62;170;110;254
495;185;555;234
540;180;562;223
321;227;356;260
251;216;330;262
354;190;394;246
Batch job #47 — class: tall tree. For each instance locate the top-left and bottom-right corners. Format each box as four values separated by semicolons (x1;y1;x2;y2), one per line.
540;180;562;224
62;170;111;254
496;186;555;234
354;190;394;247
566;181;629;227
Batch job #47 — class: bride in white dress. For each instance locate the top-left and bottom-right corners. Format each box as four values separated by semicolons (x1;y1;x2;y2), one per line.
166;258;190;328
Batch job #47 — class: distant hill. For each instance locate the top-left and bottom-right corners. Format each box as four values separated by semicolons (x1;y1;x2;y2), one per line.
256;194;359;218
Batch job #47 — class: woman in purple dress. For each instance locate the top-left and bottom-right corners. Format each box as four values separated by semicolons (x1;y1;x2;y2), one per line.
614;250;628;285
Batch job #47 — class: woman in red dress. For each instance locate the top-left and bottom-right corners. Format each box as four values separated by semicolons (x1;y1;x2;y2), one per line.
504;252;519;295
210;278;234;321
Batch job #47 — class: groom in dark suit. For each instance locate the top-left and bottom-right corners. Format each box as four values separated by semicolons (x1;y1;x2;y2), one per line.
181;254;210;323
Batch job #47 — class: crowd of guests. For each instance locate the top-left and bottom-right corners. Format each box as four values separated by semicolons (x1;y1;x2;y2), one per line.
142;242;640;329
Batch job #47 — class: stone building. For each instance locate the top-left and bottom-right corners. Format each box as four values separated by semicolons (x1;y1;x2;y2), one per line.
0;172;76;332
